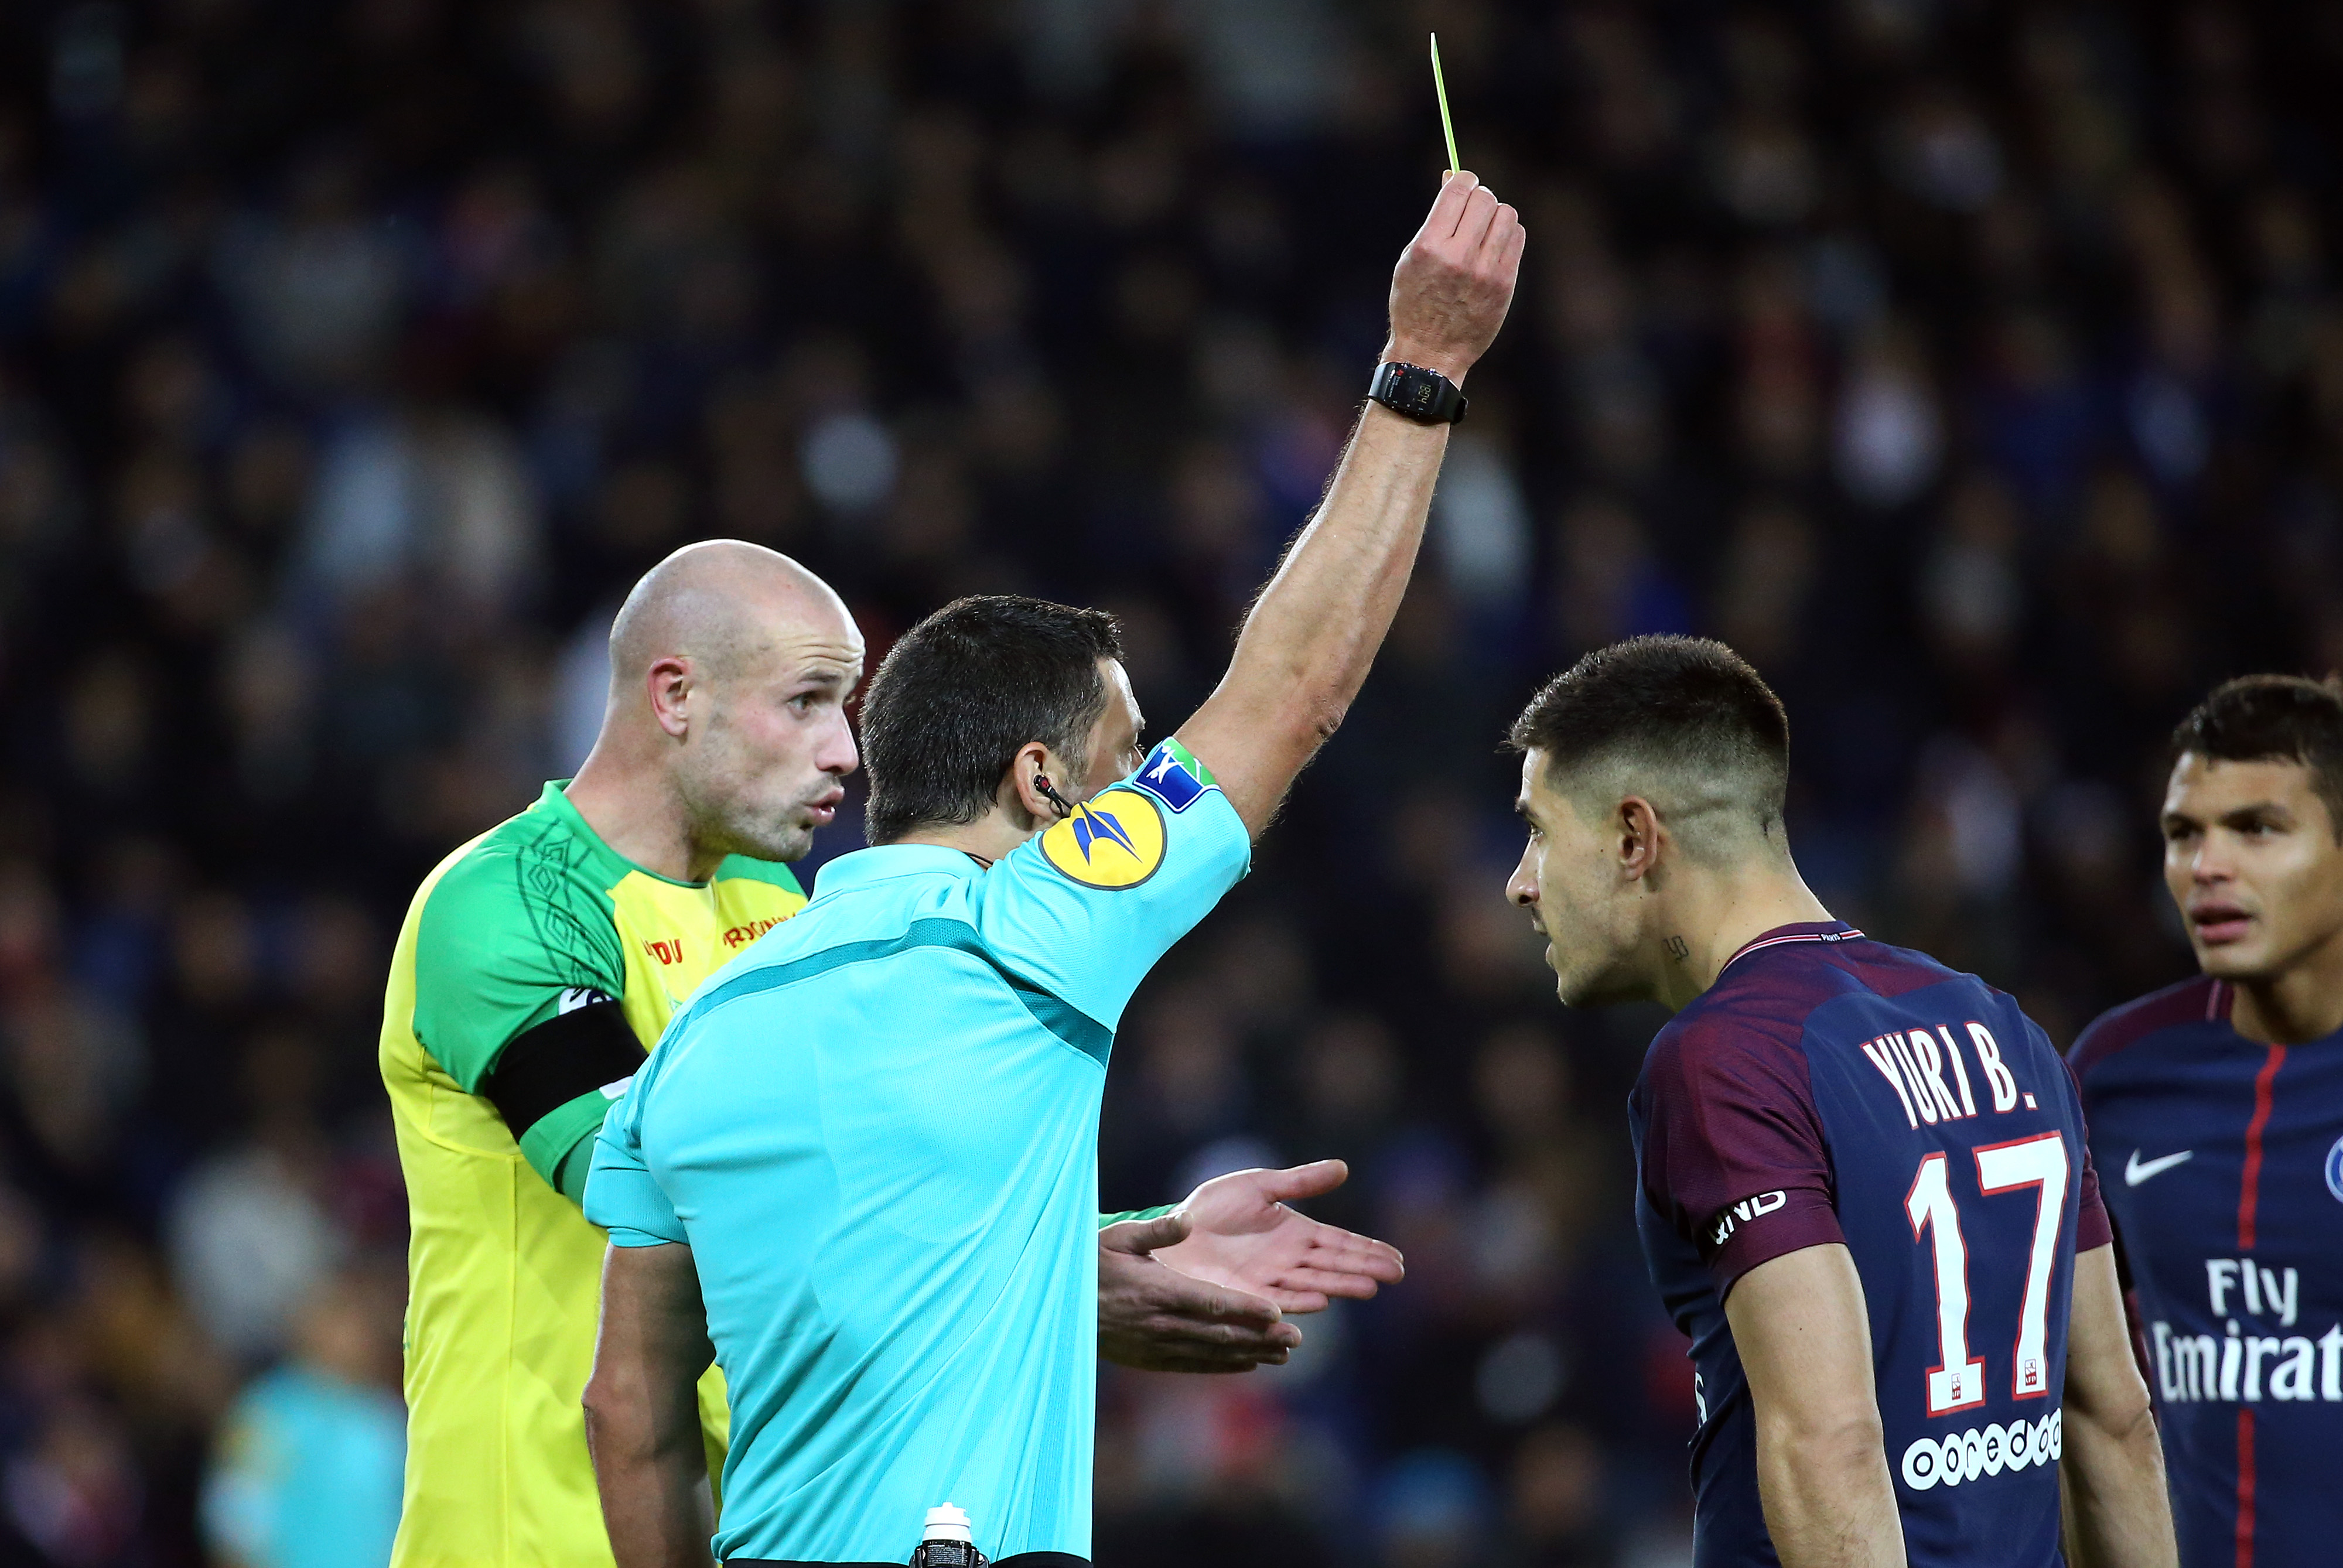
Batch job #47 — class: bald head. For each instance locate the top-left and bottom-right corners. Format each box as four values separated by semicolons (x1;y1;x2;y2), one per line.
572;540;863;876
609;540;853;694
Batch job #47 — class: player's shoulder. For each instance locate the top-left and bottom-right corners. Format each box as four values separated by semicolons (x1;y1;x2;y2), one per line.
2069;974;2225;1081
1764;927;2027;1032
1802;927;1983;1002
1642;965;1823;1098
415;792;625;974
423;791;606;911
1646;927;1995;1087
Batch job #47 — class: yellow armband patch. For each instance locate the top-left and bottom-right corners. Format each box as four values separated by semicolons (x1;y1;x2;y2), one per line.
1039;790;1166;890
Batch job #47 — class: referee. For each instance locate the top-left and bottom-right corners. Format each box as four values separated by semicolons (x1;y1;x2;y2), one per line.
582;172;1522;1565
381;541;1396;1568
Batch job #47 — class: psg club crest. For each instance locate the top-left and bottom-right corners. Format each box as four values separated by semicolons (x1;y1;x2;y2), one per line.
2325;1136;2343;1204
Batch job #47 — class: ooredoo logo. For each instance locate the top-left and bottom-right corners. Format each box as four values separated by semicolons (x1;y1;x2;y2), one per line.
1901;1410;2061;1491
2325;1135;2343;1204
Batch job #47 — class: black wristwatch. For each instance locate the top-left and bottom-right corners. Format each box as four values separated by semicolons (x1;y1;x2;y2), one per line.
1368;360;1468;425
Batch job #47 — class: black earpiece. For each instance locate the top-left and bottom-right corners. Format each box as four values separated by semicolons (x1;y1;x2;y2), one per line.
1033;774;1077;819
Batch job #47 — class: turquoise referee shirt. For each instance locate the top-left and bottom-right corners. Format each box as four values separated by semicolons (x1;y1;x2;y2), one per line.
585;739;1249;1565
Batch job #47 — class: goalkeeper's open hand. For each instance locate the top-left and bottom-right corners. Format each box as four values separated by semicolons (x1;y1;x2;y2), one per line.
1096;1161;1404;1375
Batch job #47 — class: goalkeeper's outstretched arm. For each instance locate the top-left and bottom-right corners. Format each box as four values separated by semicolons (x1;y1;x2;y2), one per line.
585;1242;718;1568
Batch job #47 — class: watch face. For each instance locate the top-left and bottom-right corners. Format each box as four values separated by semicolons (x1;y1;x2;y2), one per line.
1371;363;1459;423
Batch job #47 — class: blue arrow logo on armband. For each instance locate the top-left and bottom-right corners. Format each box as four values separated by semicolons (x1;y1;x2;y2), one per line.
1072;805;1136;863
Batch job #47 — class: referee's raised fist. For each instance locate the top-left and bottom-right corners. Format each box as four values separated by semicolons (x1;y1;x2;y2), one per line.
1384;170;1525;387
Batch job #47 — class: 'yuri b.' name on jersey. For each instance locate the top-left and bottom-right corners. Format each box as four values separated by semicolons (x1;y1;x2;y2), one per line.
1859;1018;2041;1130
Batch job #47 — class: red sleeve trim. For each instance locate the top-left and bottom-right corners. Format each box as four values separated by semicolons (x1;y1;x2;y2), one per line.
2076;1169;2114;1252
2066;1057;2115;1253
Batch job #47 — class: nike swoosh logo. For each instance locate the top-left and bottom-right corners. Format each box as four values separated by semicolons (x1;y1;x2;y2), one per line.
2125;1149;2194;1187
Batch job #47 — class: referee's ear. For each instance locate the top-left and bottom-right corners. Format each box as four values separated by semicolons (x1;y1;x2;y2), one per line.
1005;738;1074;828
1099;1212;1190;1256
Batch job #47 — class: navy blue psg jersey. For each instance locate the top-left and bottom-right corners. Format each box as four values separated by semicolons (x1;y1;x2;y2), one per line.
2071;976;2343;1568
1630;923;2112;1568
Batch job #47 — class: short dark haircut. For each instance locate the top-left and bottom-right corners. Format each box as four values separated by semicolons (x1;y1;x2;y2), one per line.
1507;636;1791;850
860;595;1124;843
2170;674;2343;839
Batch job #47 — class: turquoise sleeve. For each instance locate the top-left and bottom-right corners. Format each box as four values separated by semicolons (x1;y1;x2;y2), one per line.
583;1089;686;1246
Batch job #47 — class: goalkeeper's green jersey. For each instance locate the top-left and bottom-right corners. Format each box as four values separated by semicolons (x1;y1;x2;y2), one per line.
380;781;805;1568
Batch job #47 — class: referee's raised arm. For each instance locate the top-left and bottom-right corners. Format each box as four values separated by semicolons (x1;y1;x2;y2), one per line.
1175;172;1523;835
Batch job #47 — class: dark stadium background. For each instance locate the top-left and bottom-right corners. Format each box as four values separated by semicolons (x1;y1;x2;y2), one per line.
0;0;2334;1563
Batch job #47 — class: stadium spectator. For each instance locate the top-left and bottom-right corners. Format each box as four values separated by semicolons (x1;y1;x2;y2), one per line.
200;1270;405;1568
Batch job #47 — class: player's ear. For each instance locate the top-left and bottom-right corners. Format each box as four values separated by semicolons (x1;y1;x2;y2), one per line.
645;655;694;739
1617;795;1662;882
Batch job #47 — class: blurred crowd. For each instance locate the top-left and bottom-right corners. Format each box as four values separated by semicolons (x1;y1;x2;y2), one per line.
0;0;2336;1563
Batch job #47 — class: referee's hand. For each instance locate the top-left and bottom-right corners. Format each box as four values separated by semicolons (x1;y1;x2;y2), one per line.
1385;169;1523;386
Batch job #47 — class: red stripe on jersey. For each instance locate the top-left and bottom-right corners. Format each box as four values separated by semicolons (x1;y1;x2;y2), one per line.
2237;1045;2286;1251
2235;1407;2256;1568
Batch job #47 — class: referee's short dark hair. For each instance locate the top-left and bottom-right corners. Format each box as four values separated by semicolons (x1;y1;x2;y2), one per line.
2171;674;2343;840
1508;636;1791;852
861;595;1124;844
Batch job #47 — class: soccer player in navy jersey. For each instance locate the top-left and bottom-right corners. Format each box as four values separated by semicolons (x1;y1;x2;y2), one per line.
2070;674;2343;1568
1503;637;2175;1568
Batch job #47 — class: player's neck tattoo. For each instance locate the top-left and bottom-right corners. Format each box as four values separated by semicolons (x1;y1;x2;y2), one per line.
1665;935;1690;961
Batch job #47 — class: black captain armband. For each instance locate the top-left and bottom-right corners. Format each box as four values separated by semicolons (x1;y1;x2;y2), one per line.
480;994;645;1139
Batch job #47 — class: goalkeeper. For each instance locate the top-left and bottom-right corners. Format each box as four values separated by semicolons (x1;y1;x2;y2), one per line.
582;172;1522;1565
381;542;1405;1568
